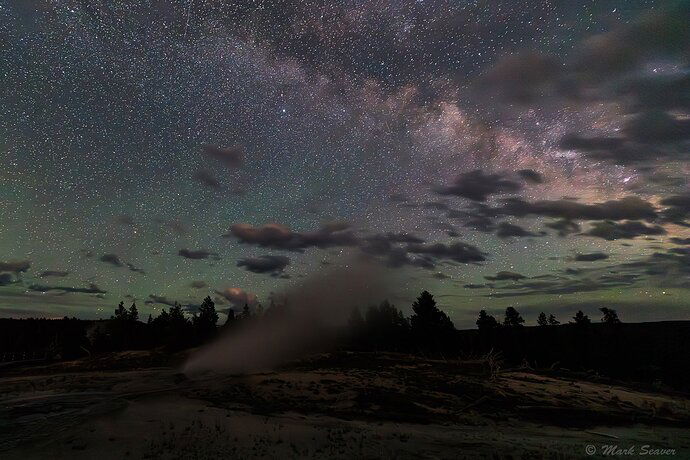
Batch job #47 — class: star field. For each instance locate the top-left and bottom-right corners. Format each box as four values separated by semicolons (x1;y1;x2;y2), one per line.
0;0;688;326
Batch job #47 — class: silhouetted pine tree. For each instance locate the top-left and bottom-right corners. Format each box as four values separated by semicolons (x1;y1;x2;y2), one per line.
164;302;191;350
196;296;219;341
548;314;559;326
410;291;454;350
169;303;184;321
537;312;548;326
128;302;139;322
572;310;591;325
476;310;499;331
364;300;410;351
223;309;236;327
503;307;524;327
600;307;621;324
113;301;127;320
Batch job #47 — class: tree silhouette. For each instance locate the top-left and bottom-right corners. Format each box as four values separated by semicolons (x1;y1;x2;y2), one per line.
410;291;454;349
503;307;524;327
107;301;142;350
195;296;218;341
476;309;499;331
572;310;591;325
169;302;185;323
223;309;236;327
242;303;251;319
154;302;191;350
113;301;127;320
548;314;559;326
157;308;170;323
364;300;410;350
128;302;139;322
537;312;548;326
600;307;621;324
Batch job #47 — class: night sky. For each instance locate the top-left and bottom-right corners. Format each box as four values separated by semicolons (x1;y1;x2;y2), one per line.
1;0;689;327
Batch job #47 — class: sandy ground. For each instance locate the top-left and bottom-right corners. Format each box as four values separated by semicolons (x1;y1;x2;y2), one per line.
1;351;689;459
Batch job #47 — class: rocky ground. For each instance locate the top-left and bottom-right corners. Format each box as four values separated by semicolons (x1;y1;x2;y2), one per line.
1;350;689;459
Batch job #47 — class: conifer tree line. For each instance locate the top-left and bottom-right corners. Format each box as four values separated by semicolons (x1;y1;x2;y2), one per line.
85;292;626;352
1;290;624;358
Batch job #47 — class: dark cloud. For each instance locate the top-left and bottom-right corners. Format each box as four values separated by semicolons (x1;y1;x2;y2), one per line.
574;252;609;262
670;237;690;245
495;222;541;239
358;235;436;270
99;253;123;267
560;111;690;166
406;241;486;264
144;295;200;312
487;273;639;298
463;283;487;289
477;4;689;110
383;247;436;270
190;280;208;289
660;194;690;225
0;259;31;274
484;271;526;281
202;144;244;169
193;169;222;190
500;196;657;221
620;71;690;112
481;51;561;103
227;222;358;252
178;248;220;260
545;219;581;237
99;253;144;273
237;255;291;275
145;294;177;307
569;4;690;79
559;134;659;165
451;197;657;239
473;5;690;166
0;273;15;286
517;169;544;184
435;170;522;202
669;247;690;256
431;272;450;280
585;221;666;240
126;263;146;274
624;111;690;144
228;223;476;272
28;283;106;295
39;270;70;277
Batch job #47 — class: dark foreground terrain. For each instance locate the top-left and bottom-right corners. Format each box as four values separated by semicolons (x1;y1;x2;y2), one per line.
1;350;689;459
